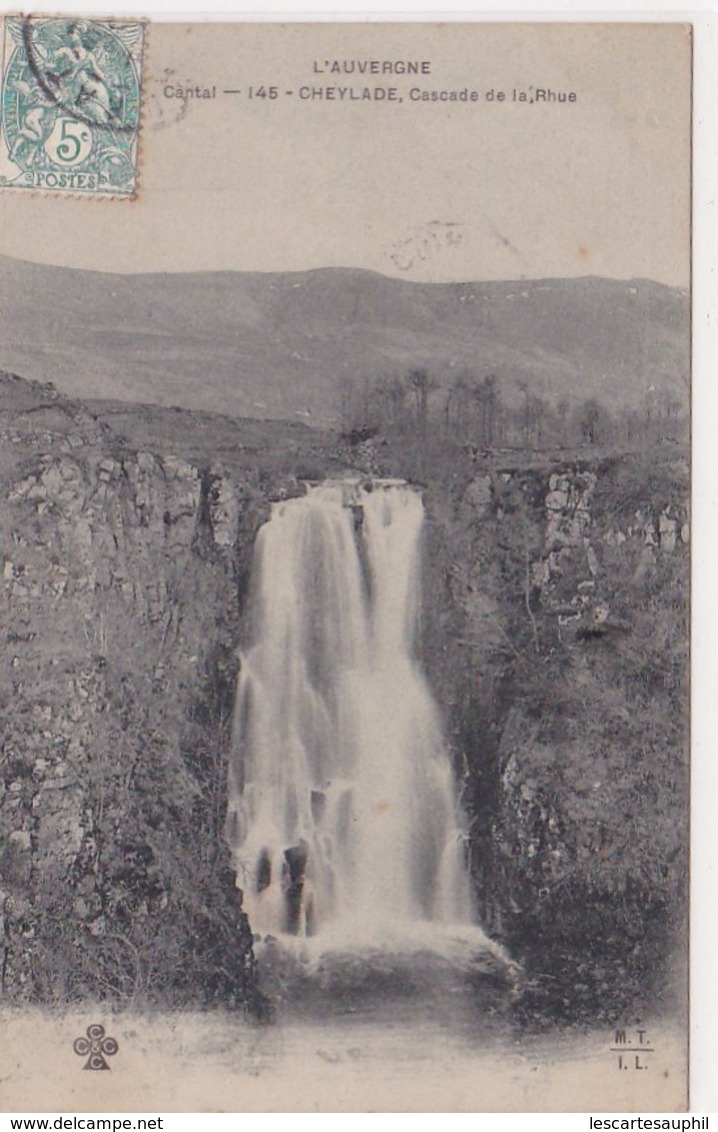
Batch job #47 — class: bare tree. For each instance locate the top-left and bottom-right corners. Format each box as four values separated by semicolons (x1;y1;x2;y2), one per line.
406;367;437;440
556;398;570;444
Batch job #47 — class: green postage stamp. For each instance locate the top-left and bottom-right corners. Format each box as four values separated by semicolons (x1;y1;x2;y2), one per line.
0;16;144;196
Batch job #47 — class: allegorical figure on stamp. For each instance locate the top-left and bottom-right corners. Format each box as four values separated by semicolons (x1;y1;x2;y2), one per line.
6;81;55;169
46;25;115;125
0;16;143;195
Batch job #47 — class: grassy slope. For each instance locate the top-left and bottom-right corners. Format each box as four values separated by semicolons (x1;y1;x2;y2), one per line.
0;371;346;482
0;255;689;426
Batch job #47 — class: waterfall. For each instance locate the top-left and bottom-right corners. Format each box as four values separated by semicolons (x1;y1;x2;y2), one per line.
226;481;476;952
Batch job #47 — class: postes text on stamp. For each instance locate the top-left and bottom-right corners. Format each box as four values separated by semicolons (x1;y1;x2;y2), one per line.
1;16;144;197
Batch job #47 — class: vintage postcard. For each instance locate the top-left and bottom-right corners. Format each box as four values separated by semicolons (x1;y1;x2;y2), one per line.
0;19;691;1112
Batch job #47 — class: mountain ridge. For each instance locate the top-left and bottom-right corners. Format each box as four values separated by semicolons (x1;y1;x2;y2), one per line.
0;255;689;425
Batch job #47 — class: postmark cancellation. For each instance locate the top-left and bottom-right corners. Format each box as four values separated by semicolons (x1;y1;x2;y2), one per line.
0;15;144;197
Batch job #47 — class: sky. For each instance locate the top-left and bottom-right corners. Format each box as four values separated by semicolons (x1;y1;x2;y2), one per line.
0;21;691;284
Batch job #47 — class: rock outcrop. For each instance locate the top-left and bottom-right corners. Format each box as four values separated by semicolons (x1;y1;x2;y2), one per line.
0;372;689;1024
0;375;269;1009
422;451;689;1022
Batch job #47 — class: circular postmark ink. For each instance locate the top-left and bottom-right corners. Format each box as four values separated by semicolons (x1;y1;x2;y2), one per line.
21;17;138;135
144;69;190;132
385;220;465;273
2;17;143;193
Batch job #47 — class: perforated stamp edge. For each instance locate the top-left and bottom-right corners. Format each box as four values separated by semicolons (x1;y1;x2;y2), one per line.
0;13;147;200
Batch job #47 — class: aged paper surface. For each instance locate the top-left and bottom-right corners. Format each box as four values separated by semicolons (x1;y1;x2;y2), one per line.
0;21;690;1112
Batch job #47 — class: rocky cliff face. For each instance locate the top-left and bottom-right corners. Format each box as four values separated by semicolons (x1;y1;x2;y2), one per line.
0;375;272;1009
0;374;689;1023
422;451;689;1022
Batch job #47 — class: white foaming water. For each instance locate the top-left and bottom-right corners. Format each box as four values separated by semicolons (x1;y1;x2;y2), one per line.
226;481;486;958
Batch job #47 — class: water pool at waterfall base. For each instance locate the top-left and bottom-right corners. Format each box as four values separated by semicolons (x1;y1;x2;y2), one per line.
217;478;531;1076
30;475;671;1113
251;919;519;1024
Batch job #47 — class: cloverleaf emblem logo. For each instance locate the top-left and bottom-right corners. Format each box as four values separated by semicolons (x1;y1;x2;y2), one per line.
73;1024;119;1070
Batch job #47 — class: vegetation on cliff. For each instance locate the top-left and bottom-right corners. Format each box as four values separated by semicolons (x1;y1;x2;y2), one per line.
412;439;688;1026
0;374;275;1010
0;368;688;1028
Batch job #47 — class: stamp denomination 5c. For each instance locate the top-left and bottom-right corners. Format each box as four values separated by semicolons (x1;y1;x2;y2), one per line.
0;16;144;197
